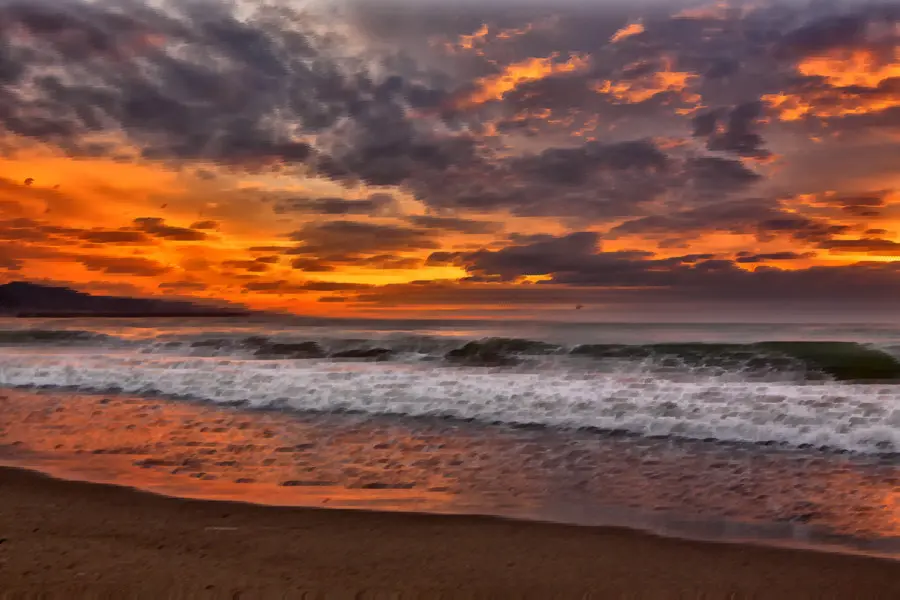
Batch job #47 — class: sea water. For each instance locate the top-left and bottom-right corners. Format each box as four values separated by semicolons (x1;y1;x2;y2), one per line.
0;316;898;558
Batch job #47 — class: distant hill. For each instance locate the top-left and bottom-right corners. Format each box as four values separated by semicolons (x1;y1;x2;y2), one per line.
0;282;252;317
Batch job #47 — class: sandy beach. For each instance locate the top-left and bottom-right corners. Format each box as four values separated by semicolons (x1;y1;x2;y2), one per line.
1;466;898;599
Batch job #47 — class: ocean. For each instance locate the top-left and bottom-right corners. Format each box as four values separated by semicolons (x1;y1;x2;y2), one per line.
1;316;899;558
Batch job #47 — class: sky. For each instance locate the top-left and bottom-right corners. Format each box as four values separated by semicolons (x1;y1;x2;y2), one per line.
1;0;900;320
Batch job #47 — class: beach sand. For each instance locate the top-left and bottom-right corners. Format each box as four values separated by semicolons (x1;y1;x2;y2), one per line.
1;466;898;599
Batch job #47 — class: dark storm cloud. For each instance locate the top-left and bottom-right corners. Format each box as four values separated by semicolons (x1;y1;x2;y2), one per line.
0;217;164;247
220;259;271;273
462;234;655;284
247;246;293;253
608;197;849;242
349;261;900;307
460;231;602;280
656;253;717;265
692;110;720;138
0;1;157;61
272;194;396;216
0;258;22;271
4;0;900;313
406;139;676;218
685;157;762;189
0;0;456;169
512;140;668;185
292;253;420;271
312;128;478;188
294;281;373;292
0;241;70;265
133;218;208;241
0;0;888;160
392;135;765;218
158;280;207;292
866;228;890;236
407;215;502;234
815;191;889;217
395;230;900;304
242;279;373;293
817;192;889;208
776;9;900;59
77;230;154;244
345;1;547;43
819;238;900;255
349;281;634;307
755;215;851;243
0;0;784;206
287;221;439;257
432;231;666;282
735;251;813;263
242;280;307;293
355;254;422;269
692;102;770;158
0;0;802;225
189;220;219;230
0;218;63;243
776;15;869;58
816;103;900;137
290;258;336;272
77;255;171;276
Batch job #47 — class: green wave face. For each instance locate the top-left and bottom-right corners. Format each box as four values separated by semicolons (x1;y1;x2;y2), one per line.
571;341;900;382
3;328;900;382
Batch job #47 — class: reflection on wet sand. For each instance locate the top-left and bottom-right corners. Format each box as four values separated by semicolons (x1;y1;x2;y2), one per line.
1;389;898;557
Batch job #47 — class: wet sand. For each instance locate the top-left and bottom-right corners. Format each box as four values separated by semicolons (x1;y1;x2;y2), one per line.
1;467;898;599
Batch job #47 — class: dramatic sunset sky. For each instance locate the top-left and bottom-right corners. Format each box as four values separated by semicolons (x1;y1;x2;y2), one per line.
1;0;900;319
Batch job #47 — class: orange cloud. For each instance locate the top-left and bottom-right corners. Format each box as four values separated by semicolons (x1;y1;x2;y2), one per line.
765;48;900;121
453;53;591;109
441;19;551;56
593;57;700;105
610;22;645;44
763;89;900;122
445;23;490;55
674;1;735;20
496;23;536;40
799;48;900;88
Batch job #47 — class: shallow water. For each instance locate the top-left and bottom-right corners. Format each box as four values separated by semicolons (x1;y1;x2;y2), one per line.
1;389;898;559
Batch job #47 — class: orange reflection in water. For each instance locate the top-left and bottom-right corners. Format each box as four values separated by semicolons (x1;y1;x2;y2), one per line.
1;388;898;547
0;390;467;513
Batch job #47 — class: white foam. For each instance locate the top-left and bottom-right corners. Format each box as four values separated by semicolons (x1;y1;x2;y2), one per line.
0;350;898;453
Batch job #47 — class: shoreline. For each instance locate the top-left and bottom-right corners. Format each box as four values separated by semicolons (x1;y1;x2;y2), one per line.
2;465;899;598
6;454;900;565
2;387;899;569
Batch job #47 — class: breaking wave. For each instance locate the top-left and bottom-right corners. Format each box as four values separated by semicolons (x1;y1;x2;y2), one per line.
2;324;900;454
0;351;899;454
2;329;900;381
